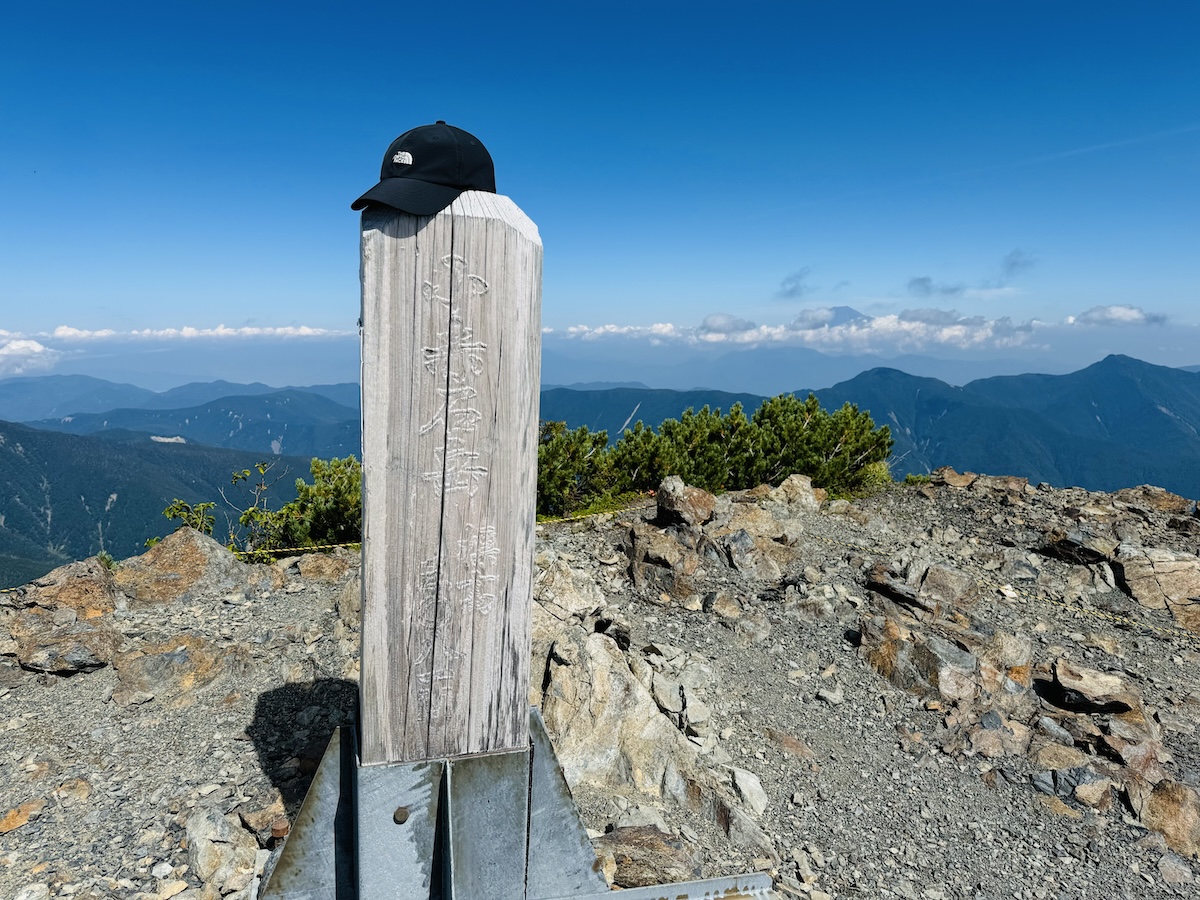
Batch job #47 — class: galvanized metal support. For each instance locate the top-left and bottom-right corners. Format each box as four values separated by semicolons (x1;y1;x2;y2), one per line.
260;710;776;899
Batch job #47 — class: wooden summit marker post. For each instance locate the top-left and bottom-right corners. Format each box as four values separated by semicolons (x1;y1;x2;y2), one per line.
359;193;540;766
357;192;542;898
261;124;775;900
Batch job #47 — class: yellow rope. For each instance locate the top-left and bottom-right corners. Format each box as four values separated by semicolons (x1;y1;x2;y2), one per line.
229;541;360;559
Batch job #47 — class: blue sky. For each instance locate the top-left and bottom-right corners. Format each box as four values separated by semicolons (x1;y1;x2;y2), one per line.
2;1;1198;389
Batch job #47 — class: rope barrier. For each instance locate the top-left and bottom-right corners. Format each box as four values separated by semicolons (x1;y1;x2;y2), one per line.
228;541;360;560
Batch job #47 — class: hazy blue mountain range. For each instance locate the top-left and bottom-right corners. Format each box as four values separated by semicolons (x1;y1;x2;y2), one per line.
540;337;1086;396
25;389;360;460
0;375;359;423
0;420;312;588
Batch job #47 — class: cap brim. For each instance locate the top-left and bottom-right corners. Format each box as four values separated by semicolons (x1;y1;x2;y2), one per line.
350;178;463;215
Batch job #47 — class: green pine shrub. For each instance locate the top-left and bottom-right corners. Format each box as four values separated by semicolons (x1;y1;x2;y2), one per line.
545;392;893;517
536;422;614;517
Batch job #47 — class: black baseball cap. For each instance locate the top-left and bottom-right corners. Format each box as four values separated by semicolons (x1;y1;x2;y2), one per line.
351;121;496;215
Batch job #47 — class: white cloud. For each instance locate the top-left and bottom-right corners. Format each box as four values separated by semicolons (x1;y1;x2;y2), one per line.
1066;305;1167;327
0;338;63;376
556;308;1038;355
564;323;683;340
791;308;837;330
51;325;117;340
126;324;350;338
35;324;348;343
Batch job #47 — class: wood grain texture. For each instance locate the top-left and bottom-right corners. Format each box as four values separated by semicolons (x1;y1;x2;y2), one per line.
359;193;542;765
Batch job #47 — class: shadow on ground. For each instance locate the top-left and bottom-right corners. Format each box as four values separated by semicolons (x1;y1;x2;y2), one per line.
246;677;358;819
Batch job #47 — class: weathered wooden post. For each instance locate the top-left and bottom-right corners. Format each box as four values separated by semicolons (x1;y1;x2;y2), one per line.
260;123;774;900
357;187;539;766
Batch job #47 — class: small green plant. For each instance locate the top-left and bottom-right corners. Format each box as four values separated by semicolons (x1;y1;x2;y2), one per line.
854;459;894;495
162;498;216;535
222;461;291;557
144;536;161;549
904;473;932;485
163;457;365;560
96;550;116;570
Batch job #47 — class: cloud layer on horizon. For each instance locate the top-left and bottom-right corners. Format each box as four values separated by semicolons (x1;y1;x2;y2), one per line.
0;325;355;378
546;303;1171;357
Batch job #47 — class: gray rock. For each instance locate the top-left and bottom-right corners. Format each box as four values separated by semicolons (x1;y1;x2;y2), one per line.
593;825;701;888
657;476;717;527
1114;543;1200;632
768;474;823;514
729;767;768;815
186;806;259;893
114;527;277;604
7;612;119;674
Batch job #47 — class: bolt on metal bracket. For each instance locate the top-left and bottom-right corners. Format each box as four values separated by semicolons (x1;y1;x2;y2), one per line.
261;709;776;899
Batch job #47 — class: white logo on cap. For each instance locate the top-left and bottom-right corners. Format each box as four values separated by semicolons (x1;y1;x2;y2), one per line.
392;151;413;165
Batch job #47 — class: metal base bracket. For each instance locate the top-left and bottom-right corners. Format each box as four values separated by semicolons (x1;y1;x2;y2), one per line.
261;710;776;899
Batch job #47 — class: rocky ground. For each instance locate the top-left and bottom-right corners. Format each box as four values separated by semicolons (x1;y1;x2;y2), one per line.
2;469;1200;899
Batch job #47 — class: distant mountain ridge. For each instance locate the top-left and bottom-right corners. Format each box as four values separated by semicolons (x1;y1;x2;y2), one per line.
0;375;359;423
851;354;1200;495
29;389;360;460
0;421;312;587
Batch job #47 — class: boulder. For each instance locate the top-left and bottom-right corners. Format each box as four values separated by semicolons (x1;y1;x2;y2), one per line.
186;806;260;895
534;551;605;622
721;528;781;581
729;766;769;815
626;522;701;591
335;576;361;630
867;559;977;620
539;626;770;851
541;630;700;803
976;631;1034;713
10;557;120;619
657;476;716;527
114;528;276;605
1039;527;1119;565
294;551;353;583
1112;485;1195;516
1049;658;1139;713
767;474;823;514
1140;780;1200;859
593;825;700;887
7;611;119;674
930;467;977;488
859;616;978;704
112;634;230;708
1113;544;1200;631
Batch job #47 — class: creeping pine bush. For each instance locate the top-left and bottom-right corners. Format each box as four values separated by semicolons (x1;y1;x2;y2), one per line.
536;421;615;518
540;392;893;517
